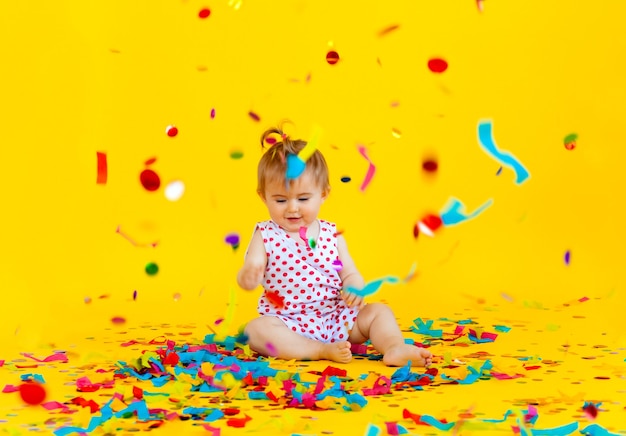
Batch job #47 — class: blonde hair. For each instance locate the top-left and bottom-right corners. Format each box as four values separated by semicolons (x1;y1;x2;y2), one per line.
257;125;330;197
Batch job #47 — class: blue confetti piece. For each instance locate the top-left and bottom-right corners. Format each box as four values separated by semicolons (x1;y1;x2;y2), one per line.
580;423;621;436
248;391;269;400
440;197;493;226
530;421;578;435
286;154;306;179
20;374;45;384
346;276;400;297
364;423;381;436
494;325;511;332
150;375;171;388
410;318;443;338
478;119;530;184
419;415;455;431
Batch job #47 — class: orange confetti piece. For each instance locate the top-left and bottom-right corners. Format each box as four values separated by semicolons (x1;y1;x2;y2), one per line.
96;152;107;184
265;291;285;309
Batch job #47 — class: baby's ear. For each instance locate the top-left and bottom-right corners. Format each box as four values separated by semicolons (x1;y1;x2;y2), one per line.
321;188;330;200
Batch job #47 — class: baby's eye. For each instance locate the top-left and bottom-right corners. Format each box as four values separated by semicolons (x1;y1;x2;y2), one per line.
276;199;286;203
298;198;309;202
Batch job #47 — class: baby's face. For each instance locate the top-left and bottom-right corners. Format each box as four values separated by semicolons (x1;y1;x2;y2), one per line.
261;171;327;233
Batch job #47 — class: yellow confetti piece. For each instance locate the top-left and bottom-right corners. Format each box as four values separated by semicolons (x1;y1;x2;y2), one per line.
391;127;402;138
298;124;323;162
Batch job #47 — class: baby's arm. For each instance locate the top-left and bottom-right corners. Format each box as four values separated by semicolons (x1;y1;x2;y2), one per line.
237;229;267;290
337;234;366;308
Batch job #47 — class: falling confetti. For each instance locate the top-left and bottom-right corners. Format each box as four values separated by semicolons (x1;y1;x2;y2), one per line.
391;128;402;138
230;150;244;159
332;259;343;271
248;111;260;122
225;233;240;250
132;290;137;301
440;197;493;226
198;8;211;18
96;152;107;185
140;169;161;191
564;133;578;150
111;317;126;325
165;125;178;137
564;250;571;265
378;24;400;37
19;382;46;405
357;145;376;192
173;293;181;302
164;180;185;201
477;120;530;185
326;50;340;65
145;262;159;276
428;58;448;73
422;158;438;173
116;226;158;248
210;108;216;119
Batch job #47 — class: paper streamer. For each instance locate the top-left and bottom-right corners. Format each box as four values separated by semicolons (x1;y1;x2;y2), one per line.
96;152;107;184
298;125;322;161
357;145;376;192
477;120;530;184
440;197;493;226
346;276;399;297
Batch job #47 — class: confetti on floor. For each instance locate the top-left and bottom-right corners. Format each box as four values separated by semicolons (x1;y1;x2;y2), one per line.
1;301;624;436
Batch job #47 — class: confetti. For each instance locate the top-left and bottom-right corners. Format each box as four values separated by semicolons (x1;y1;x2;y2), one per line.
266;342;278;357
198;8;211;18
164;180;185;201
165;125;178;137
116;225;158;248
357;145;376;192
145;157;157;165
173;293;181;302
332;259;343;271
111;317;126;325
476;0;485;12
299;226;308;244
210;108;216;119
225;233;240;250
298;125;322;162
564;133;577;150
427;58;448;73
326;50;340;65
378;24;400;37
19;382;46;405
133;290;137;301
440;197;493;226
415;214;443;237
248;111;260;122
346;276;400;297
145;262;159;276
422;158;438;173
286;154;306;179
478;120;530;184
265;291;285;309
140;169;161;191
230;150;244;159
96;152;107;184
564;250;571;265
391;128;402;138
340;176;351;183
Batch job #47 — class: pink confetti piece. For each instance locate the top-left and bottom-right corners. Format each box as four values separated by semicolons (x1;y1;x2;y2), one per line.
22;352;68;363
357;145;376;192
203;424;221;435
210;108;216;119
578;296;589;303
41;401;69;410
248;111;260;122
265;342;278;357
115;225;158;248
298;226;307;243
491;372;524;380
332;259;343;271
0;360;4;367
2;385;19;393
454;325;465;335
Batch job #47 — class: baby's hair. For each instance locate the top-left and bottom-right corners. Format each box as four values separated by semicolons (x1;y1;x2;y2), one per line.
257;123;330;196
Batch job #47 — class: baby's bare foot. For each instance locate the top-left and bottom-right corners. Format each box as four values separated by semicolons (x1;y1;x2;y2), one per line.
320;341;352;364
383;344;432;367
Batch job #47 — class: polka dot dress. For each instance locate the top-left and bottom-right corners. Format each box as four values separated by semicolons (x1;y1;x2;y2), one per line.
256;219;358;343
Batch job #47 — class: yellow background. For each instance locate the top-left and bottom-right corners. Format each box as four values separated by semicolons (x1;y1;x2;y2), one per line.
0;2;625;432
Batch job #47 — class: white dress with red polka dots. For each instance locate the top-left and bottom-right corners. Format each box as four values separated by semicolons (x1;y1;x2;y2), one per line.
255;219;358;343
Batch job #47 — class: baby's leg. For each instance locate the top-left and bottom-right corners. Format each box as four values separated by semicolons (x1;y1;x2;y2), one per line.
348;303;432;367
245;316;352;363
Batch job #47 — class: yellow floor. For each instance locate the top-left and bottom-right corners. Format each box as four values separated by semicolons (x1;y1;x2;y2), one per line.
1;295;624;436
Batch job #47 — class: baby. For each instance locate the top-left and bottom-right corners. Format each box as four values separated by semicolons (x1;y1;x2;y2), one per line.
237;126;432;367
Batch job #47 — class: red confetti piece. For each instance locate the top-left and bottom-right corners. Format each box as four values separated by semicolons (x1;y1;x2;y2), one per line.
248;111;260;122
321;366;347;377
428;58;448;73
166;125;178;137
583;403;598;419
111;316;126;325
19;382;46;405
210;108;216;119
96;152;107;184
422;158;438;173
144;157;157;166
226;414;251;428
222;408;240;416
357;145;376;192
265;291;285;309
163;352;180;366
140;169;161;191
198;8;211;18
326;50;340;65
133;386;143;399
578;296;589;303
421;214;443;232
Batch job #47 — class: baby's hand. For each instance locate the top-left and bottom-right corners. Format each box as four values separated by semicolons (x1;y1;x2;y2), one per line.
238;264;265;290
341;290;365;309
